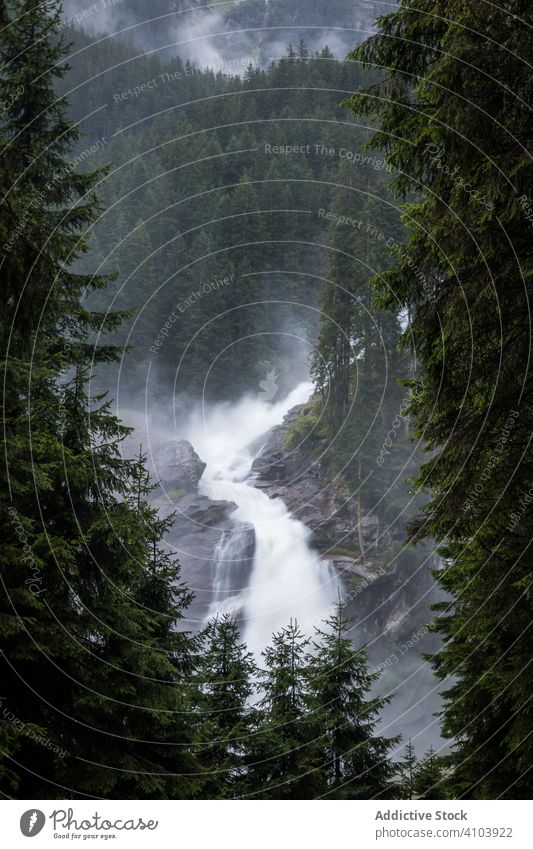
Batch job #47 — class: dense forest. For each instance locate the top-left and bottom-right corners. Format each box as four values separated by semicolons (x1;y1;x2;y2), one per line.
59;20;424;570
57;26;401;401
1;0;532;802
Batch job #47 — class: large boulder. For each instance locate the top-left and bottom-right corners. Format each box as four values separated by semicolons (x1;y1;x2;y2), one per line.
251;447;287;481
152;439;206;493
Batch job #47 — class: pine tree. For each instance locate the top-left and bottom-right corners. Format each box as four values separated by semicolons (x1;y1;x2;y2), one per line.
250;620;322;799
413;747;448;800
0;0;110;794
396;739;418;800
195;615;258;798
0;0;200;798
54;427;200;799
306;603;397;798
297;39;309;62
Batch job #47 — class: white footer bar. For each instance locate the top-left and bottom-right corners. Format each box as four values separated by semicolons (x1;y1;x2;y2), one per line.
2;800;530;849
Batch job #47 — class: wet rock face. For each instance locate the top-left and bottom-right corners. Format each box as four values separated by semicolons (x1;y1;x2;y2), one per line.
152;439;206;493
251;407;331;540
153;488;254;629
250;404;408;559
250;404;362;559
150;441;253;629
250;403;444;650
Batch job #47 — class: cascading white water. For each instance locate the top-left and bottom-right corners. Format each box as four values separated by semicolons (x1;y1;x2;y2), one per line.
183;382;340;656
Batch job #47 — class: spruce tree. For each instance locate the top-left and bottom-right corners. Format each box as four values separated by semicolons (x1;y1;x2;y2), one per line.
396;739;418;800
344;0;533;798
250;620;322;799
306;603;397;798
0;0;109;794
413;747;448;801
0;0;199;798
195;615;258;798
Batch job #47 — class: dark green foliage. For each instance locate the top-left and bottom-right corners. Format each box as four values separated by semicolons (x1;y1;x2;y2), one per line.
54;29;385;402
413;746;448;800
0;0;465;802
396;741;448;800
0;0;199;799
396;739;418;800
344;0;533;798
250;621;323;799
309;141;418;562
246;612;398;800
306;603;398;798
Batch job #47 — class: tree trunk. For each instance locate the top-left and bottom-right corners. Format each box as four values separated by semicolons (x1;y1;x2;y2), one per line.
356;459;365;561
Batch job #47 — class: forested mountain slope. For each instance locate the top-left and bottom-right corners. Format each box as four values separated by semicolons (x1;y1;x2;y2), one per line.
59;28;401;403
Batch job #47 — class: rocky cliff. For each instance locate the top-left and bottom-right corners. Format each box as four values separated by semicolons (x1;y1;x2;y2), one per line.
149;439;254;627
148;408;443;751
149;414;440;649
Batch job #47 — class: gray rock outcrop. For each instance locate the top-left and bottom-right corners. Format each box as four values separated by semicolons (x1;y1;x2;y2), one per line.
152;439;206;493
150;442;252;628
250;404;392;568
248;402;426;635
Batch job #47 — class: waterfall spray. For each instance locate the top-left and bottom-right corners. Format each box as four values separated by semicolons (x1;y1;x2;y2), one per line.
184;383;340;656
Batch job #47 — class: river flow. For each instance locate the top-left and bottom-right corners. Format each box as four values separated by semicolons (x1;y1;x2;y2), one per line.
183;382;340;655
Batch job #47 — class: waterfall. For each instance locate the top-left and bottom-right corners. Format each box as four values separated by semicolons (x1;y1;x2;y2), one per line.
207;525;254;620
184;383;340;656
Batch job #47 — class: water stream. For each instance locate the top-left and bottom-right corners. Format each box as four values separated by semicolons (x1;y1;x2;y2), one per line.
184;382;340;655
